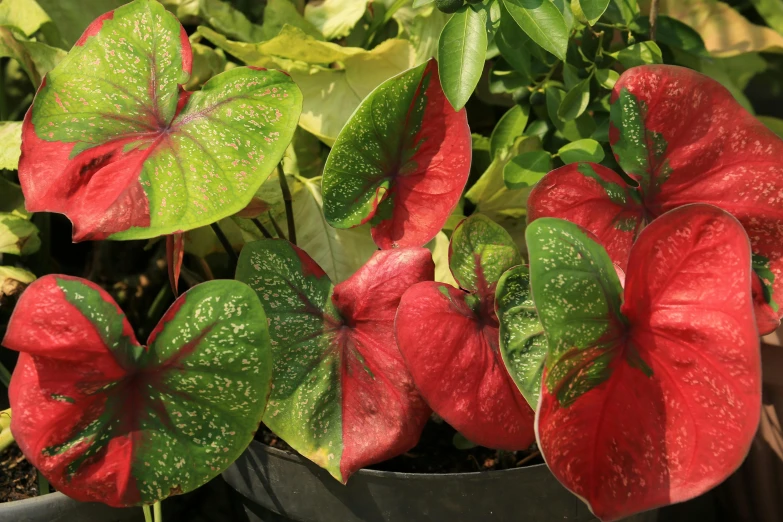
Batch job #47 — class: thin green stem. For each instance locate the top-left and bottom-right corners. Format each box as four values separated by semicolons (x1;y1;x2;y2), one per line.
210;222;238;265
143;505;152;522
38;471;49;495
251;218;273;239
153;500;163;522
277;166;296;245
0;361;11;388
268;211;287;240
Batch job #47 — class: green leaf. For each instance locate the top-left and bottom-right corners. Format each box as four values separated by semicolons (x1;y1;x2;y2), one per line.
0;213;40;255
502;0;569;61
557;138;605;164
305;0;367;40
0;27;66;86
294;177;378;283
631;15;706;56
611;41;662;68
751;0;783;34
546;87;596;141
0;265;35;288
572;0;609;25
0;0;61;46
260;0;324;40
496;5;534;77
490;104;530;159
595;68;619;89
0;122;22;170
413;0;435;6
759;116;783;139
200;25;415;145
425;231;459;287
603;0;637;26
495;265;546;408
557;75;591;121
449;214;522;295
526;217;625;406
437;5;487;111
503;150;552;188
394;3;450;65
34;0;126;47
0;177;25;215
184;42;226;90
197;0;266;42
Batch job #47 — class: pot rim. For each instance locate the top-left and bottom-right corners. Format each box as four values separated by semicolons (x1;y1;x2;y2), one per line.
250;439;548;480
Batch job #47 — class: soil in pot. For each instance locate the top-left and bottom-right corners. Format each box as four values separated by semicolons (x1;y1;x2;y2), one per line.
256;415;544;474
0;445;42;502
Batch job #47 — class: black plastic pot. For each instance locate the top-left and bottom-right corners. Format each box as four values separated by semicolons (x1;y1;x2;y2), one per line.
0;491;142;522
223;441;659;522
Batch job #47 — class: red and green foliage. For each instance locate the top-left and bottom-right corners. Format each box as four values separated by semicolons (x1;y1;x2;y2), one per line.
235;240;433;482
395;214;535;450
321;58;471;249
19;0;301;241
527;205;761;522
2;275;272;507
528;65;783;334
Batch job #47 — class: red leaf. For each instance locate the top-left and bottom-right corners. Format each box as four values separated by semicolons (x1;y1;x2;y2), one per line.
610;64;783;333
536;205;761;521
396;282;535;449
166;232;184;296
332;248;435;479
528;162;645;270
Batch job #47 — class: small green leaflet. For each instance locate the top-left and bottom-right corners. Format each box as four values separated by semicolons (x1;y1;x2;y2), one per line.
495;265;547;408
490;104;531;159
438;5;487;111
558;139;605;164
504;150;552;189
502;0;569;61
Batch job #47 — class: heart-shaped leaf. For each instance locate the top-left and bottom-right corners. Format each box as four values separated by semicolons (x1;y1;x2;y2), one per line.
322;58;471;249
527;162;644;271
527;205;761;521
2;276;272;507
19;0;302;242
236;240;433;482
609;64;783;332
395;215;535;450
495;265;545;408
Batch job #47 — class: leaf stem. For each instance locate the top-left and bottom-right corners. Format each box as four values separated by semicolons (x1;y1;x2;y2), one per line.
0;426;14;454
649;0;660;40
143;505;152;522
268;211;286;240
0;361;11;388
210;222;238;265
250;218;273;239
38;471;49;495
154;501;163;522
277;166;296;245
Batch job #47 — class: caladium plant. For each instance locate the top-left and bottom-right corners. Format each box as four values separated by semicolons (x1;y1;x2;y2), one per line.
18;0;302;241
527;204;761;522
2;275;273;507
321;58;471;249
528;64;783;334
395;214;536;450
235;239;433;482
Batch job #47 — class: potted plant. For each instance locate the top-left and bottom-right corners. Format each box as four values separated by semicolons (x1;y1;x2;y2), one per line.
2;0;782;521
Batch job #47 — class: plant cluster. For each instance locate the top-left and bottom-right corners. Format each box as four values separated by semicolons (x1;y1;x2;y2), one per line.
0;1;782;521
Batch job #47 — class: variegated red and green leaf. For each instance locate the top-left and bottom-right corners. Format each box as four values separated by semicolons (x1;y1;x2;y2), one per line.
235;239;433;483
19;0;301;241
321;58;471;249
527;205;761;522
2;275;272;507
495;266;546;409
527;162;645;271
395;215;535;450
610;64;783;333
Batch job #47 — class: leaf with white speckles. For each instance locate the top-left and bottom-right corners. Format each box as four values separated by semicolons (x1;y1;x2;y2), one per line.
19;0;302;242
527;162;644;271
395;214;535;450
322;58;471;249
495;265;545;408
236;239;433;483
528;205;761;521
610;65;783;334
2;275;272;507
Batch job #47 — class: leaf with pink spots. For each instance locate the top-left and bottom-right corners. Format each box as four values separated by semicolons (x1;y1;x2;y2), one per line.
527;205;761;522
19;0;301;241
2;276;273;507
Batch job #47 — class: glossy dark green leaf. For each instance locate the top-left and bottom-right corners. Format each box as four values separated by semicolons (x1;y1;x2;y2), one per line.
611;41;662;68
502;0;569;61
490;104;531;159
438;5;487;110
572;0;610;25
631;15;706;56
558;76;592;121
503;150;552;189
557;138;605;164
495;265;546;408
595;68;619;89
602;0;638;26
546;87;596;140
